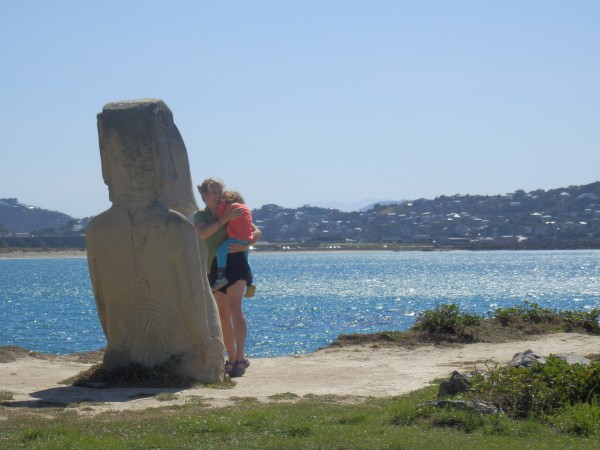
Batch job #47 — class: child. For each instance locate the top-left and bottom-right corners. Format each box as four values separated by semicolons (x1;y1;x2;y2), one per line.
211;190;253;292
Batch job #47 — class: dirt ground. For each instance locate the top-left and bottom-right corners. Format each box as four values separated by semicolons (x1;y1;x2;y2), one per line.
1;333;599;417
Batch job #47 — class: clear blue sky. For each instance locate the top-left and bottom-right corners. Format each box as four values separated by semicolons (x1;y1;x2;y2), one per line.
1;1;598;218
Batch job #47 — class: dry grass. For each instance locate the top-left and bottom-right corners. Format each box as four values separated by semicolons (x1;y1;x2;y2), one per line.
0;346;104;364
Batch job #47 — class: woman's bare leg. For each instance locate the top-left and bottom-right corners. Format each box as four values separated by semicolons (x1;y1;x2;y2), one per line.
227;280;248;363
214;291;235;363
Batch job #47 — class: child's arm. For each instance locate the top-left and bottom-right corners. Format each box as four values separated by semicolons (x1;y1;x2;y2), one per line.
219;204;244;226
228;221;261;253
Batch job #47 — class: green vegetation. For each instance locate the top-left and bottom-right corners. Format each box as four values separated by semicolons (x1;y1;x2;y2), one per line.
468;356;600;420
2;385;599;448
414;302;481;336
416;300;600;337
336;301;600;348
155;392;178;402
0;236;86;250
1;302;599;448
494;300;600;333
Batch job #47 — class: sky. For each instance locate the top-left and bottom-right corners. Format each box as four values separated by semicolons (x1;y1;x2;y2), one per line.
1;1;599;218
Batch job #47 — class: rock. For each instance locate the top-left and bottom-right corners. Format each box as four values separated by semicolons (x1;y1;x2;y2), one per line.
553;353;591;366
419;399;500;414
584;353;600;362
437;370;474;398
508;349;546;368
508;349;592;368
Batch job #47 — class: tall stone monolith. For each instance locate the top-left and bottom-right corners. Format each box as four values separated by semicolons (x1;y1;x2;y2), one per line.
86;99;224;383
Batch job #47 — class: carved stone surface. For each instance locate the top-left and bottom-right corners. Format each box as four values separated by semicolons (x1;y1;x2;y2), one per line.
86;99;224;383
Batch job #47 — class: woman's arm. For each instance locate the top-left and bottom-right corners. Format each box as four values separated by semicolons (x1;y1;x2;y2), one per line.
194;220;222;241
195;207;243;241
251;222;261;244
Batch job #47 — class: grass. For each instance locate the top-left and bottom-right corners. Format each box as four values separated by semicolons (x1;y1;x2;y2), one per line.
1;301;599;448
0;390;14;401
1;386;599;449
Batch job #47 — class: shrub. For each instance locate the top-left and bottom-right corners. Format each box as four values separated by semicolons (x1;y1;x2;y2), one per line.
494;301;557;325
414;303;481;336
0;390;14;401
550;399;600;436
559;308;600;333
494;301;600;334
469;357;600;419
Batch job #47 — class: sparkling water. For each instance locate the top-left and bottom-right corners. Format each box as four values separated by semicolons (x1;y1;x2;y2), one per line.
1;250;598;357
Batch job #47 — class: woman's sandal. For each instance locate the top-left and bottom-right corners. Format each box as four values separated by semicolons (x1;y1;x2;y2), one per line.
231;359;250;377
224;360;235;376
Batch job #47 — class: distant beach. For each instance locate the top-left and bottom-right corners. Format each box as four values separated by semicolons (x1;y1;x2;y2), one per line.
0;249;87;259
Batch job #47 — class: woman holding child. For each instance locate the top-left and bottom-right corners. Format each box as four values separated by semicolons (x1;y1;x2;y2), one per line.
194;177;261;378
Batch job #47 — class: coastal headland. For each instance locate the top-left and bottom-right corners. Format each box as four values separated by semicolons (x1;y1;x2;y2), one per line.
1;333;599;417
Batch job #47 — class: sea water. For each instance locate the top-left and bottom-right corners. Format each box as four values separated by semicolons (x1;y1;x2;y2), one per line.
1;250;598;357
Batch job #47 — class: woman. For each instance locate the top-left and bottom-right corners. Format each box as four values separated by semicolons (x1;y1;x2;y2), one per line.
194;177;261;377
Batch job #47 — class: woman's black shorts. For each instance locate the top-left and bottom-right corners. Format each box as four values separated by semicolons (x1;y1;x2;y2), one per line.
209;251;252;294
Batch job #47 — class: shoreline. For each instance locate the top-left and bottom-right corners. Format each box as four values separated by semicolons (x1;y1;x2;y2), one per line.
0;249;87;259
1;246;600;260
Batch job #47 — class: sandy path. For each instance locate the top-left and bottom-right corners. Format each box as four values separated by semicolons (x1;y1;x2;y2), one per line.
1;333;598;416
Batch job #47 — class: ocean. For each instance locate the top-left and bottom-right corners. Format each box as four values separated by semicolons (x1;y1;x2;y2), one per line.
1;250;599;358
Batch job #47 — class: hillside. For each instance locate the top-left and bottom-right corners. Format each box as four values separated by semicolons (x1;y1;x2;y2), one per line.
0;198;82;234
2;181;600;249
252;181;600;247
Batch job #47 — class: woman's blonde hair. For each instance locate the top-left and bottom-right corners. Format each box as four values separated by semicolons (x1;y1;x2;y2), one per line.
197;177;224;195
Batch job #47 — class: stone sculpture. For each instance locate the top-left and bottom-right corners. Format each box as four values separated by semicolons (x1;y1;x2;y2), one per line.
86;99;224;383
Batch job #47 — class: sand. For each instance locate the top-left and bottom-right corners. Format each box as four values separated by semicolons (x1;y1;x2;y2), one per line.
0;250;87;259
1;333;599;417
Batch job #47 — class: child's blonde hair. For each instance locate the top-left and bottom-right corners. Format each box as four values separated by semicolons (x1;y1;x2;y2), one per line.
221;190;245;204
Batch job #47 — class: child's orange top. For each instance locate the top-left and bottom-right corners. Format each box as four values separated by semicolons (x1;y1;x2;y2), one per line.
218;202;253;242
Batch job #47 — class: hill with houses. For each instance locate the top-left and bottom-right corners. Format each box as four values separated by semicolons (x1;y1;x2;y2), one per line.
251;181;600;249
1;181;600;250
